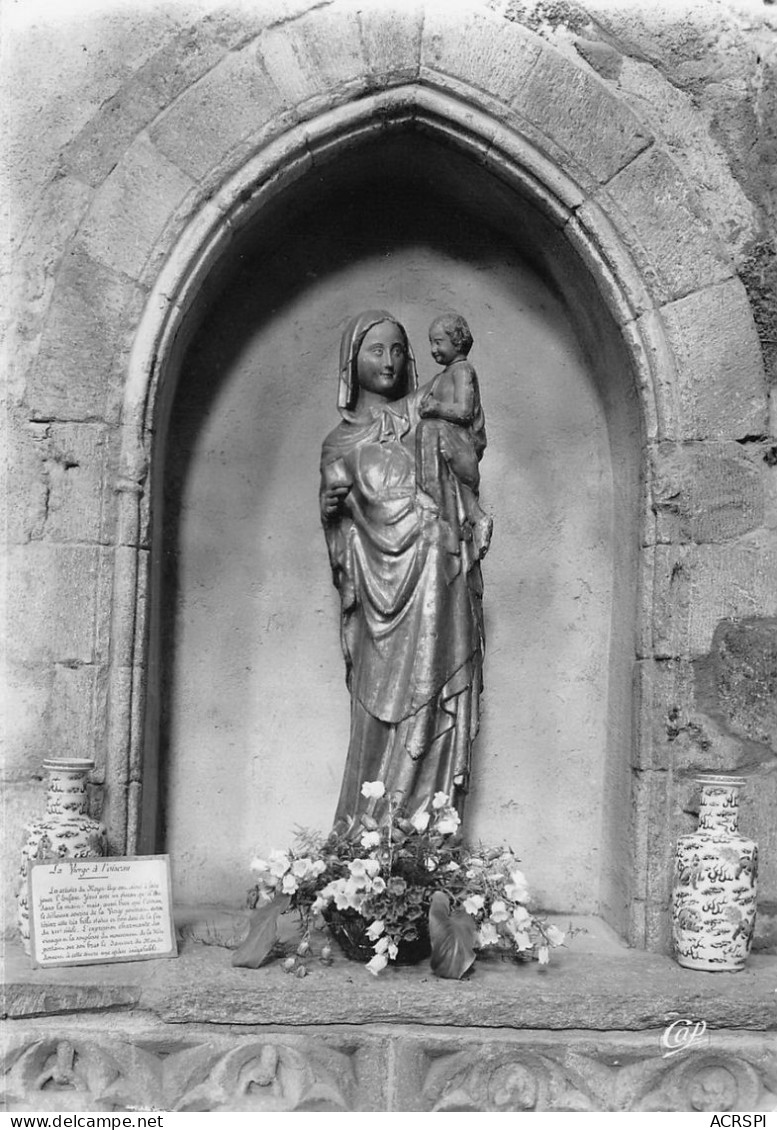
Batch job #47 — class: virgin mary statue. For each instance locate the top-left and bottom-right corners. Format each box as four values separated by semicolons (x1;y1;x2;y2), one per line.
319;310;488;827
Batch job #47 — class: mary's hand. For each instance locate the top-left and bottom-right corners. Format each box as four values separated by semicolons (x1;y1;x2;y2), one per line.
320;483;351;522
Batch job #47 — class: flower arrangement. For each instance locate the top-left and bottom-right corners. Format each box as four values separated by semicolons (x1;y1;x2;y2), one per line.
236;780;566;978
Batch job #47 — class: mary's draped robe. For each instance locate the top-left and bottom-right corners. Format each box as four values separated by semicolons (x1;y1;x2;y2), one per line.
321;390;485;825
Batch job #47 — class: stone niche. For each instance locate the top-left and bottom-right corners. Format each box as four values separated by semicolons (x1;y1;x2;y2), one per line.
145;132;641;938
5;0;777;1113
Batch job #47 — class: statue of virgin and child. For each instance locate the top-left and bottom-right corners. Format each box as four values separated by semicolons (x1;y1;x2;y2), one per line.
320;309;492;830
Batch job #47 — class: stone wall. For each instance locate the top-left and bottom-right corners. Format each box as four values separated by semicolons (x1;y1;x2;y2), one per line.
4;0;776;955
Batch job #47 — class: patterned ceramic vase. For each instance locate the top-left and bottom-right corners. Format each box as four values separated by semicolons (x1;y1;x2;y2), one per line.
672;774;758;971
17;758;108;954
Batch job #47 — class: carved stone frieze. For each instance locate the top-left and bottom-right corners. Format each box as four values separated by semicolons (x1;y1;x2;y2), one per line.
2;1034;357;1112
634;1054;777;1113
422;1046;599;1111
3;1024;775;1112
2;1036;162;1112
166;1041;357;1112
419;1040;777;1112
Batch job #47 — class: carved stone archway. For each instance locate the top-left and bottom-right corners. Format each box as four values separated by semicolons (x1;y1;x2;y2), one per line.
49;4;763;951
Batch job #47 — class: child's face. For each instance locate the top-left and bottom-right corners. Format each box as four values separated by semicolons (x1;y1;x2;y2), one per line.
429;325;459;366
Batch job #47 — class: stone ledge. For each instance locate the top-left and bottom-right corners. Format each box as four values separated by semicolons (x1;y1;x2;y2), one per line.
4;938;775;1032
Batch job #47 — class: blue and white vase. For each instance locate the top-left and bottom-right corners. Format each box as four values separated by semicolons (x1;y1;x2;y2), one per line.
17;758;107;954
672;775;758;971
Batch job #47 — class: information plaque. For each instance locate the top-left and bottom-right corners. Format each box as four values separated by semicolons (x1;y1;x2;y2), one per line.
28;855;177;967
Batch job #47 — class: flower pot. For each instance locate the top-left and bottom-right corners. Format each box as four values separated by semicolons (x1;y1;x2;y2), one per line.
324;907;431;965
672;775;758;972
17;758;108;954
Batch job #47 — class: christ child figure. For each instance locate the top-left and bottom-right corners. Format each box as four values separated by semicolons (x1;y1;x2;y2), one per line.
417;313;492;557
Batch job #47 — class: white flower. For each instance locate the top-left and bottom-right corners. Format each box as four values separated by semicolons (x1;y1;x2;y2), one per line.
250;856;271;876
361;780;386;799
310;860;326;877
292;856;317;879
505;883;529;903
512;905;531;927
366;952;388;976
489;900;509;923
435;808;461;836
345;878;365;905
425;856;438;872
538;945;550;965
370;876;386;894
546;925;565;947
512;929;531;951
281;873;299;894
348;858;380;884
505;869;530;903
463;894;484;915
432;792;449;809
311;893;330;915
387;942;398;959
332;886;353;910
360;830;381;849
329;878;364;911
268;849;291;878
374;936;390;954
366;920;385;941
411;809;431;833
478;922;499;947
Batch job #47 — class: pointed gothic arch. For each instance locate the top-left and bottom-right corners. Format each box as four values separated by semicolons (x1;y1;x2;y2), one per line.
67;10;764;952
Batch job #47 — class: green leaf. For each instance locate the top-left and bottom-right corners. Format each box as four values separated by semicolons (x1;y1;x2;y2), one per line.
428;891;477;979
231;895;291;968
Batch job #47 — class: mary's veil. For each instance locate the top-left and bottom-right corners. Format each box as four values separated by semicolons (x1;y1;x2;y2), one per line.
337;309;418;412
